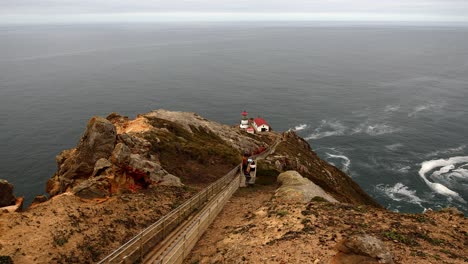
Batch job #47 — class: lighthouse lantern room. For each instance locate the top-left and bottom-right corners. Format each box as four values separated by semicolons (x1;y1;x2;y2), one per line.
240;111;249;129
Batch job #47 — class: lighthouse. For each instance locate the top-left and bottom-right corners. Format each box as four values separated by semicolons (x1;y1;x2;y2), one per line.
240;111;249;129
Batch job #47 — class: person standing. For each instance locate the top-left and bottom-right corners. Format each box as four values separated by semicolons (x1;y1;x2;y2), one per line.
249;160;256;185
240;153;249;187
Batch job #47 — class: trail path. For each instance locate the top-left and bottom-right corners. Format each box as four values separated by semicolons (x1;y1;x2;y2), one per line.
185;184;277;263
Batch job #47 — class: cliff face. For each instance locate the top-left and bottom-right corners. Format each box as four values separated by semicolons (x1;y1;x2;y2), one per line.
0;109;383;263
263;131;381;207
45;109;379;206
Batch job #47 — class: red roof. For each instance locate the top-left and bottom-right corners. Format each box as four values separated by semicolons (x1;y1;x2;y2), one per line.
254;118;269;127
241;111;248;116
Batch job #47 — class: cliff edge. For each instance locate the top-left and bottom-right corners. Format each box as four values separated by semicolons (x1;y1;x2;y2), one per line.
0;109;407;263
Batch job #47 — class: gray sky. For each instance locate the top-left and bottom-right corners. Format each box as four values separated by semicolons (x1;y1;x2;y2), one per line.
2;0;468;24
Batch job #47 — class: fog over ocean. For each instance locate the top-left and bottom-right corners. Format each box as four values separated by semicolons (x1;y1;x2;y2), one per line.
1;23;467;213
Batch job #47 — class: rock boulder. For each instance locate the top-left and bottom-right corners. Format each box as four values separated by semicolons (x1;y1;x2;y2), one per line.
275;171;338;203
47;117;116;196
0;179;16;207
332;234;394;264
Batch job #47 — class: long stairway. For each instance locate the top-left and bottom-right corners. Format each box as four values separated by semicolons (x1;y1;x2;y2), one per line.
99;141;279;264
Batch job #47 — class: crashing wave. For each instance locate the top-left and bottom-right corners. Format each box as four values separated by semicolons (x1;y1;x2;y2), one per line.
418;156;468;203
326;153;351;172
305;120;346;140
426;145;466;157
352;123;401;136
293;124;308;131
408;102;444;117
376;182;424;207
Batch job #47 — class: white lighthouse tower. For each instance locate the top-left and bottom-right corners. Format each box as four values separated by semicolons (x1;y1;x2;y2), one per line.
240;110;249;129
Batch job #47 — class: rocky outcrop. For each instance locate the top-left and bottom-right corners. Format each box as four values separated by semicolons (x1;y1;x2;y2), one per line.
275;171;338;203
0;179;15;207
332;234;394;264
47;117;117;196
265;130;381;207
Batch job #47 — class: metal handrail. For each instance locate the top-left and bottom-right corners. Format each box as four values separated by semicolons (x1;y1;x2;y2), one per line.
99;140;279;263
99;165;240;263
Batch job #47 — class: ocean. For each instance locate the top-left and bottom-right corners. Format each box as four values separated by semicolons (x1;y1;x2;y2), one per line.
1;23;467;214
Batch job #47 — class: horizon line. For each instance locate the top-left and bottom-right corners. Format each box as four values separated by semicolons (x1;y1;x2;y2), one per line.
2;12;468;25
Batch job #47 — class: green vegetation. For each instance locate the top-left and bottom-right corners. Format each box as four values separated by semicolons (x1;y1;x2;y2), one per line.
414;232;445;246
52;231;69;247
255;162;280;185
383;230;418;246
144;117;241;182
276;210;289;217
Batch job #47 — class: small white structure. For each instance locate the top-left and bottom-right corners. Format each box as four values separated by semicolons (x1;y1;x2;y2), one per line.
240;111;249;129
246;127;255;134
253;118;270;132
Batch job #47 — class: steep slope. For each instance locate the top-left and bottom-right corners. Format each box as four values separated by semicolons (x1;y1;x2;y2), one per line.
1;110;382;263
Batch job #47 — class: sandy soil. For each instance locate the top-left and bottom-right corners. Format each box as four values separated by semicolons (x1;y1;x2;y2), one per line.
0;186;197;264
186;184;467;264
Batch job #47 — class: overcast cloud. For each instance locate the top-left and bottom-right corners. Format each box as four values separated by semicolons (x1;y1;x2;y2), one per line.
1;0;468;24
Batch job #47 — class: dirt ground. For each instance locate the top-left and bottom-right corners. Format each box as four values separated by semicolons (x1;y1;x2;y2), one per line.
186;183;467;264
0;186;197;264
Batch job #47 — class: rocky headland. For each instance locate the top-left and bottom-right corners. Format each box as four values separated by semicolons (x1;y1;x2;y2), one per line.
0;110;466;263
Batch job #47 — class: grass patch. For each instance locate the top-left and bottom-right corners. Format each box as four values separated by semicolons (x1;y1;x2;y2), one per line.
413;232;445;246
276;210;289;217
383;230;418;246
440;249;468;261
52;230;69;247
410;250;427;258
143;117;241;183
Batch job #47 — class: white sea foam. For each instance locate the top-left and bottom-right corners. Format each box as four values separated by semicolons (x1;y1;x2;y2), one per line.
326;153;351;172
426;145;466;157
418;156;468;203
305;120;346;140
385;143;404;151
376;182;423;206
384;105;400;113
293;124;308;131
408;102;444;117
352;123;401;136
398;166;411;173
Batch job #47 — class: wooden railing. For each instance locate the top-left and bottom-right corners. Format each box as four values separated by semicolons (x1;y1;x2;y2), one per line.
98;165;240;264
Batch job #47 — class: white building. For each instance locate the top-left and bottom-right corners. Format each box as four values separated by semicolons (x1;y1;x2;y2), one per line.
240;111;249;129
252;118;270;132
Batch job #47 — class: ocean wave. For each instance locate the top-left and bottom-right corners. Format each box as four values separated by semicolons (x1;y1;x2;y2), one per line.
385;143;404;151
418;156;468;203
397;166;411;173
306;119;401;140
352;123;401;136
293;124;308;131
384;105;401;113
408;102;444;117
326;153;351;172
426;145;466;157
305;120;346;140
376;182;424;206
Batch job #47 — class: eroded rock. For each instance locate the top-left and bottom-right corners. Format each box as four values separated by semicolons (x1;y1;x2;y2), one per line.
0;179;15;207
275;171;338;203
159;174;183;187
72;176;110;199
47;117;116;196
332;234;394;264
